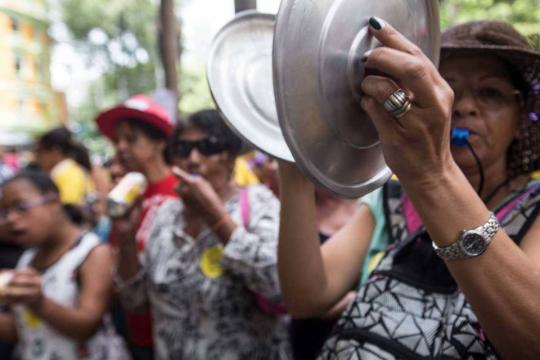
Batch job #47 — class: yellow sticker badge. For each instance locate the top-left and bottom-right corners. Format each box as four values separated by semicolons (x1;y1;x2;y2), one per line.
23;310;43;329
199;246;224;278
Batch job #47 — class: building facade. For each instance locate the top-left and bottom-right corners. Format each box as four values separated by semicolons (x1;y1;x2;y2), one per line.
0;0;66;146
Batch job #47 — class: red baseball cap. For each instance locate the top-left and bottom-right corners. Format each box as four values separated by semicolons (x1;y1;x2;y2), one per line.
95;94;174;140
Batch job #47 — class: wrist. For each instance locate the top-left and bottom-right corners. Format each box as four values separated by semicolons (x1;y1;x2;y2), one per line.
117;235;137;249
401;160;490;248
206;207;227;226
279;170;315;199
278;162;312;185
211;212;231;232
28;295;46;315
212;214;237;244
402;157;461;195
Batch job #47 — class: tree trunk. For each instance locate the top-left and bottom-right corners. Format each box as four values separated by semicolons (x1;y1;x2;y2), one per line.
159;0;180;101
234;0;257;13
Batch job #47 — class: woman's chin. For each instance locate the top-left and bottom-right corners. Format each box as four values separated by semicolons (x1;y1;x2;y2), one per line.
452;150;481;172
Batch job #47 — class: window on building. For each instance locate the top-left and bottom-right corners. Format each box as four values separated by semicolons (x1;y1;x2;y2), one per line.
14;54;23;76
10;16;19;32
41;61;47;81
17;98;25;113
34;28;41;43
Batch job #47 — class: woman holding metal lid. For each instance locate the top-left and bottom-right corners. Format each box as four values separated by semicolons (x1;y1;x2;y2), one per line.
278;18;540;359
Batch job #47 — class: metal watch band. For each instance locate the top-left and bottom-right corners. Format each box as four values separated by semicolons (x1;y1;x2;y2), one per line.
433;212;500;261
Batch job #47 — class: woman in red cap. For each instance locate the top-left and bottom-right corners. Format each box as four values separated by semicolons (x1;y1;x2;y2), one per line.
96;94;179;360
279;19;540;359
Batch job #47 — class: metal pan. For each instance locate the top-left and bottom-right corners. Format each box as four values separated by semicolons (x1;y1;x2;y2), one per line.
273;0;440;198
207;11;294;162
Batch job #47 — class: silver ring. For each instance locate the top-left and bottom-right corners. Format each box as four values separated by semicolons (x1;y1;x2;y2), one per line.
383;89;412;119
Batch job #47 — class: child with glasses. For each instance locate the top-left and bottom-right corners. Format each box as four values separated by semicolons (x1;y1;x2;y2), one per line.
0;170;129;360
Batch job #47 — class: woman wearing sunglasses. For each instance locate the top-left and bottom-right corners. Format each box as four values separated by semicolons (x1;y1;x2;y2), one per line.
278;19;540;359
115;110;291;359
0;170;128;359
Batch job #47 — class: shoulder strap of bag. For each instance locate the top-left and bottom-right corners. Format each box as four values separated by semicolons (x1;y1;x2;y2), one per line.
240;187;250;229
240;187;287;315
382;180;408;245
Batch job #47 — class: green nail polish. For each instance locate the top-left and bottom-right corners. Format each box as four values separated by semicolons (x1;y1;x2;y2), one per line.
369;16;384;30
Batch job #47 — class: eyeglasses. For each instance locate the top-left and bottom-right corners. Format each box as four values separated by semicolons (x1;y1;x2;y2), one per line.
170;137;226;158
449;83;522;111
0;195;57;222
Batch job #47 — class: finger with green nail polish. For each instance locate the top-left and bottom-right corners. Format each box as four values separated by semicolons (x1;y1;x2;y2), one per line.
369;16;385;31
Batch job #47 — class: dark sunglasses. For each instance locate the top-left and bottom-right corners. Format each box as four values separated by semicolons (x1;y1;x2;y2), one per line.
171;137;226;158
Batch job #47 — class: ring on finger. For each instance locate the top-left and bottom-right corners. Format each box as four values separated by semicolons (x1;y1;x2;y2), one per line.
383;89;412;119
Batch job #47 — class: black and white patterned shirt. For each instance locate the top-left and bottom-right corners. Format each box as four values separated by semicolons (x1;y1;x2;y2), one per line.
0;161;14;185
116;185;291;360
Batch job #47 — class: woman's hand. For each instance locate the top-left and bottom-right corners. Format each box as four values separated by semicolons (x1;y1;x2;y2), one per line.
172;166;228;225
111;201;142;245
360;17;455;188
0;268;43;309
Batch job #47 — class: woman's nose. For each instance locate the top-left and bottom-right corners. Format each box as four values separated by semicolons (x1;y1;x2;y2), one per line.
188;148;203;164
4;210;20;225
452;88;479;119
115;139;127;152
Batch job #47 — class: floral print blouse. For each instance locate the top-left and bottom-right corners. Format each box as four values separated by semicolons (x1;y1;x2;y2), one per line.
116;185;291;360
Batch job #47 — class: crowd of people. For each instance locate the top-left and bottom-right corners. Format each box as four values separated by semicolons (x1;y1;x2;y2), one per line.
0;17;538;360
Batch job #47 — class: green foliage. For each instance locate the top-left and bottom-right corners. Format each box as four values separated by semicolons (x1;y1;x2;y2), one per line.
60;0;540;156
60;0;157;46
440;0;540;47
179;63;215;116
60;0;160;156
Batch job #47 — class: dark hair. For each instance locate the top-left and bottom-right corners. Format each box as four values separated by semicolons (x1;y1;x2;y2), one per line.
502;60;529;103
170;110;243;156
70;143;92;172
3;170;59;196
2;170;84;225
37;127;74;155
118;118;171;163
37;127;92;171
120;118;169;142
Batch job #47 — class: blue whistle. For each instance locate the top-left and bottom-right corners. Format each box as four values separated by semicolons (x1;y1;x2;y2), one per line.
451;128;470;147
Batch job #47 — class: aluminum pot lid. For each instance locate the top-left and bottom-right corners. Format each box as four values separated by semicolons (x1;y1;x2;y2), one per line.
273;0;440;198
207;11;294;162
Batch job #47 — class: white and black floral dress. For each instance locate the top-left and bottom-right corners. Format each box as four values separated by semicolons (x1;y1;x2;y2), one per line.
116;185;291;360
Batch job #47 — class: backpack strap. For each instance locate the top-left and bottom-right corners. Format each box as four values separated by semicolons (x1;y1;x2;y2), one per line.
382;181;408;245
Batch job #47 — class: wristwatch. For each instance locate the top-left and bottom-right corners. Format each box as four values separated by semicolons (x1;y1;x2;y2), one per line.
433;212;500;261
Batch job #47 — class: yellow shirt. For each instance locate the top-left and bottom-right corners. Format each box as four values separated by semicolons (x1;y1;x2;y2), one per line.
51;159;95;205
234;156;260;186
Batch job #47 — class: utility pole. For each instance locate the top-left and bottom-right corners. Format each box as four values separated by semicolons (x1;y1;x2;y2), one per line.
234;0;257;13
159;0;180;104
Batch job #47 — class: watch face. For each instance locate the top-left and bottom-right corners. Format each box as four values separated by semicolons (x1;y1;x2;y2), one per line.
462;231;487;256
